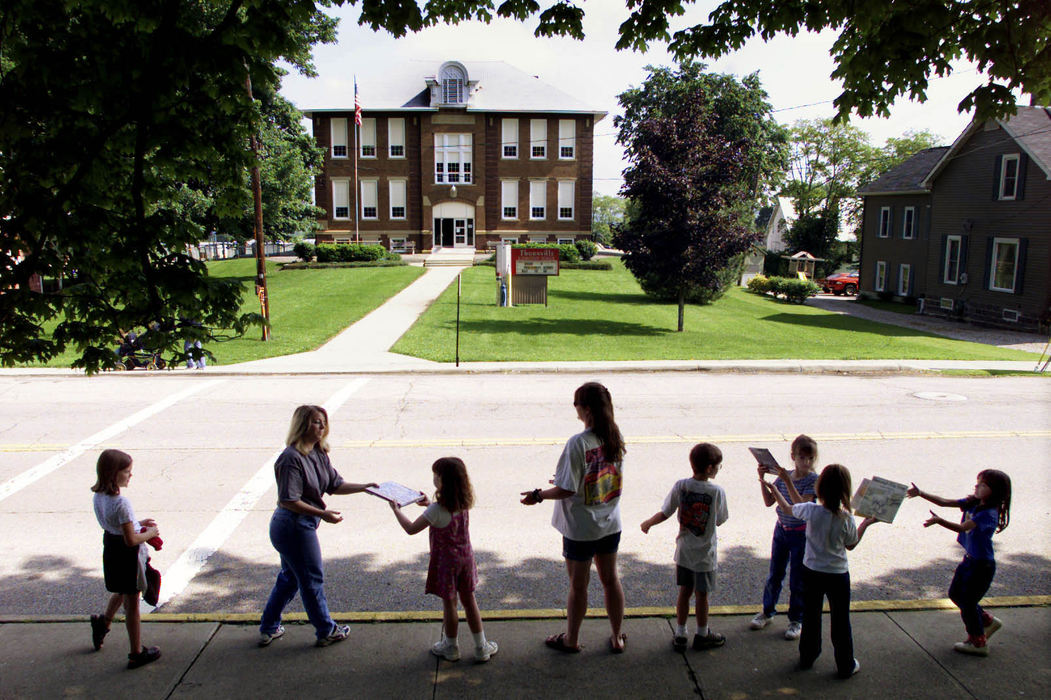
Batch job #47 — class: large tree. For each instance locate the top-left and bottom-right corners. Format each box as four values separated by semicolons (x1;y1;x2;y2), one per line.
614;62;787;331
591;194;627;246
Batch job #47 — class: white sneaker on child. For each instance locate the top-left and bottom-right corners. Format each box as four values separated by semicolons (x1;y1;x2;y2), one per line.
475;640;498;662
784;621;802;640
983;617;1003;639
431;635;461;661
749;612;772;630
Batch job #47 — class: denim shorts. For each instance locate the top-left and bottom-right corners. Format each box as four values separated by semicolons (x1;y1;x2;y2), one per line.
562;532;621;561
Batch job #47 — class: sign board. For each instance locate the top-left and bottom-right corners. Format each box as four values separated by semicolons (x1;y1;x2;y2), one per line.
511;247;559;276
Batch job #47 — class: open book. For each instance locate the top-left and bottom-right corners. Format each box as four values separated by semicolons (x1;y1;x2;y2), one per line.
852;476;909;523
366;482;426;507
748;447;782;474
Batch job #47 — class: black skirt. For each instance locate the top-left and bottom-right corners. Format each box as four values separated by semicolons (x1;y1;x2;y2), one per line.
102;532;140;594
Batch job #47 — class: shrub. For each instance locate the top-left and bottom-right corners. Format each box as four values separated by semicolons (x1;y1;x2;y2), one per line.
781;278;821;303
293;241;315;262
315;243;396;263
747;274;770;294
280;259;407;269
574;239;598;261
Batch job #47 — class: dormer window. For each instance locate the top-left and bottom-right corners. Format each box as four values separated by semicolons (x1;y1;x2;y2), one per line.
440;63;466;105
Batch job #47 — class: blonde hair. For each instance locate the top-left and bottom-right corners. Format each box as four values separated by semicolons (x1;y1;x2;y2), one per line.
286;405;330;454
91;449;132;495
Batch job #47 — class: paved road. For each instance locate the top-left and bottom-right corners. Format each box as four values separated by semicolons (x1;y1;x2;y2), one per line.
1;371;1048;619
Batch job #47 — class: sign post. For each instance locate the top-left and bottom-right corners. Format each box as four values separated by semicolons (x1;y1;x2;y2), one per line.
510;247;559;305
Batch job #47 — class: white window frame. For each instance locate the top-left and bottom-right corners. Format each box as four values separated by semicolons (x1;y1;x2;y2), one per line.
388;118;405;158
557;237;574;246
989;237;1019;292
998;154;1019;200
332;179;350;220
902;206;915;240
530;119;547;159
501;118;518;159
389;179;406;220
878;207;891;238
528;235;548;243
433;133;472;184
558;119;576;160
898;264;911;296
557;180;575;220
529;180;546;220
360;118;377;158
501;180;518;220
943;234;962;285
501;236;518;246
331;118;348;158
875;261;887;292
360;180;378;220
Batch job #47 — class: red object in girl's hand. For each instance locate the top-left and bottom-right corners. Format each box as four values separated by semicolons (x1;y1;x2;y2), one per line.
140;526;163;550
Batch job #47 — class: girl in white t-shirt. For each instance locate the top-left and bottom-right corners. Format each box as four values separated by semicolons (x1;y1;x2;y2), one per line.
762;464;876;678
390;457;498;663
89;449;162;669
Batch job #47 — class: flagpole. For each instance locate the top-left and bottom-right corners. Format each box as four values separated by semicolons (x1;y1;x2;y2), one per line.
354;76;360;244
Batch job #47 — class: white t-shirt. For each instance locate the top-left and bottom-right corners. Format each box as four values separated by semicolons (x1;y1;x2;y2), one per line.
660;478;728;572
551;430;623;541
792;502;859;574
93;492;138;536
423;502;452;529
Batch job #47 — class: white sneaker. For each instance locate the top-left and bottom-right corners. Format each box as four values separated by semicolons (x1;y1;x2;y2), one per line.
784;621;802;640
475;640;498;662
431;636;460;661
984;617;1003;639
258;625;285;647
953;639;989;656
749;612;772;630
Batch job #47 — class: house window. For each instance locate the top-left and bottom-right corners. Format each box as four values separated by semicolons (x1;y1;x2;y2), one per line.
557;180;575;220
529;235;548;243
530;119;547;159
388;118;405;158
501;180;518;220
902;207;915;239
989;237;1019;292
898;264;911;296
361;180;378;219
501;236;518;246
389;180;406;220
875;261;887;292
878;207;891;238
332;179;350;220
998;154;1019;200
440;64;466;105
331;118;348;158
502;118;518;159
529;180;546;220
943;234;962;284
434;133;472;184
360;118;376;158
558;119;576;159
557;237;574;246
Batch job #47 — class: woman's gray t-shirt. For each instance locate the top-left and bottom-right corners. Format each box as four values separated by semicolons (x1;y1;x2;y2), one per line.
274;445;344;510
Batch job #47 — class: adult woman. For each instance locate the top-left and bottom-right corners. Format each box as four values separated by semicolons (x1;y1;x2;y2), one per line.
259;405;376;647
521;382;627;653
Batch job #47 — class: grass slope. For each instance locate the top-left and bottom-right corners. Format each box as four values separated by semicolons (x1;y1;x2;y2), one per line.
392;261;1037;362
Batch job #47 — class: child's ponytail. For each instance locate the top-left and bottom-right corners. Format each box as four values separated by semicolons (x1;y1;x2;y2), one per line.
574;382;625;463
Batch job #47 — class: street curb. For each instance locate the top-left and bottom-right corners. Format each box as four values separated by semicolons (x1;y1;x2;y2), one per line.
5;595;1047;624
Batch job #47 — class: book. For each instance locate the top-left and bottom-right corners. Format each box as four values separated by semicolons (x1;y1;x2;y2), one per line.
852;476;909;523
366;481;426;507
748;447;782;474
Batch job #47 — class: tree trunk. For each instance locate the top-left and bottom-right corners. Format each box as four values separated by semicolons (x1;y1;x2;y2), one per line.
677;287;685;332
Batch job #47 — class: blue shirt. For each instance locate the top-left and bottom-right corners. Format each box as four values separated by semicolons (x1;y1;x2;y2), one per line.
956;499;998;561
775;471;817;530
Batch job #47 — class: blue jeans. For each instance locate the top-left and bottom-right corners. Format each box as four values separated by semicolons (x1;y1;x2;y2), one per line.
260;508;335;640
948;555;995;637
799;565;854;677
761;525;806;621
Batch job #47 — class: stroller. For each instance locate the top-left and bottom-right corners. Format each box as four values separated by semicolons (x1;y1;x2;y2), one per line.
114;329;167;370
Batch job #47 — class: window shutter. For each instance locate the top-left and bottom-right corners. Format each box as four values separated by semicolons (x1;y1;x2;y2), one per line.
959;234;968;272
982;238;993;289
992;155;1002;199
1014;238;1028;294
939;235;947;282
1016;153;1028;200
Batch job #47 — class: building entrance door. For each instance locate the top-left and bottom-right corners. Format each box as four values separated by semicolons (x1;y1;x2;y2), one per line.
433;217;474;248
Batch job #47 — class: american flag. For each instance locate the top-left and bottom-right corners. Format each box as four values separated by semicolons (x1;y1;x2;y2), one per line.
354;78;362;126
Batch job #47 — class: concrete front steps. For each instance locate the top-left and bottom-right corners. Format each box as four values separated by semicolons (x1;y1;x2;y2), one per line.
423;247;475;267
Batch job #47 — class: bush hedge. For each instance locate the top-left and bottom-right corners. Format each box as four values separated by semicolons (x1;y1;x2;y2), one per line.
293;241;315;262
747;275;821;304
280;259;408;269
574;239;598;261
315;243;399;263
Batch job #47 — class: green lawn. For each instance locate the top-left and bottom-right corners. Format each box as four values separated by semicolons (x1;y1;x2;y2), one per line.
391;260;1038;362
29;259;425;367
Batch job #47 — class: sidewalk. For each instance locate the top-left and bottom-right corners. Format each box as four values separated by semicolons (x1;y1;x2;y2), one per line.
2;600;1047;698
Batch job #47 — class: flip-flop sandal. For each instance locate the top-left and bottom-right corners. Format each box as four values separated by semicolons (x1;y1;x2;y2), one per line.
609;633;627;654
545;632;581;653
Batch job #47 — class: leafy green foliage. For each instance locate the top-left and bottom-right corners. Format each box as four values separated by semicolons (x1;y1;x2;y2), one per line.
573;239;598;261
294;241;316;262
315;243;397;262
747;275;820;304
591;194;627;245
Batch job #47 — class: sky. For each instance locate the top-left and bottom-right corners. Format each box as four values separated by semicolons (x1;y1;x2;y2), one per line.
279;2;993;197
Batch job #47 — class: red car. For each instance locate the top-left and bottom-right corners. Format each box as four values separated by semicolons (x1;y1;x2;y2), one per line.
822;271;859;296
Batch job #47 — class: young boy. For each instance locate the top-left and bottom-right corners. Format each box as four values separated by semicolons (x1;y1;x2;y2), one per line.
641;443;729;652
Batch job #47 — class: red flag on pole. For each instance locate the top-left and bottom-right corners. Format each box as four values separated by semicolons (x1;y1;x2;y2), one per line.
354;79;362;126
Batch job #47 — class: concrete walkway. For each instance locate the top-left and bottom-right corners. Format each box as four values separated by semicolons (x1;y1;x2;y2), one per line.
2;601;1047;698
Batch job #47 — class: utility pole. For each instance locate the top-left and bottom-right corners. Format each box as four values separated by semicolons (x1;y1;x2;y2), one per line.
245;69;271;340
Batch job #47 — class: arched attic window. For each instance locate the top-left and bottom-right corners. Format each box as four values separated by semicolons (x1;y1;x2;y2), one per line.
440;63;467;105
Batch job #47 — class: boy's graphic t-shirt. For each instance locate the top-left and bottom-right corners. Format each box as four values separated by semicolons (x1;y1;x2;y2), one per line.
551;429;623;541
660;478;728;572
